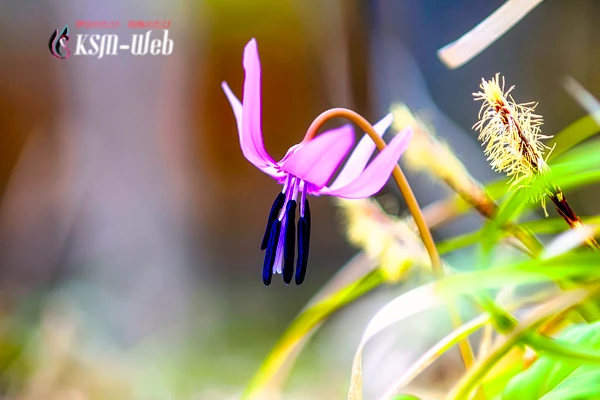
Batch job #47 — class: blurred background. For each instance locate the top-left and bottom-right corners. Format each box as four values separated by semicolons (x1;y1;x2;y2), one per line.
0;0;599;398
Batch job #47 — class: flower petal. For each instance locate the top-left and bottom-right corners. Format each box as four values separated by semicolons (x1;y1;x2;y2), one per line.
329;113;393;190
242;39;276;165
222;82;284;178
320;128;413;199
280;125;355;189
221;81;243;133
221;39;285;179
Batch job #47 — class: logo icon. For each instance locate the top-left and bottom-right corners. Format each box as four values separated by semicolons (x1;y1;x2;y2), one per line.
49;25;70;59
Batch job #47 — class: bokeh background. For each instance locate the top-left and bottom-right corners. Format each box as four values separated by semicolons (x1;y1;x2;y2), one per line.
0;0;599;398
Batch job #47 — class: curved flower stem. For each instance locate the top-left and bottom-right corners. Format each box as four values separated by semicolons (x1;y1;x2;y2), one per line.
304;108;476;371
303;108;439;273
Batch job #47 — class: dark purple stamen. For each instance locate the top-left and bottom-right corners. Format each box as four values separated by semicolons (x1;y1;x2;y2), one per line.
304;197;311;233
295;199;311;285
261;192;286;250
263;220;281;286
283;200;297;284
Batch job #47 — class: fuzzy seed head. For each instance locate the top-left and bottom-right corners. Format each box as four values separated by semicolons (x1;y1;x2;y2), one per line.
473;74;553;193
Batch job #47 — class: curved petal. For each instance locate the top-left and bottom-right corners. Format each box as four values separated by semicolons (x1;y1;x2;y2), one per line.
222;82;284;178
329;113;393;190
320;128;413;199
241;39;277;165
221;38;285;179
221;82;243;133
279;125;355;189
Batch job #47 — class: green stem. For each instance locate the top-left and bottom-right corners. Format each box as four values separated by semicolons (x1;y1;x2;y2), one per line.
523;333;600;364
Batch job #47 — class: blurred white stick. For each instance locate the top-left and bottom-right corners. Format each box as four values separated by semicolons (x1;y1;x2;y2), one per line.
437;0;544;69
563;76;600;127
542;224;598;260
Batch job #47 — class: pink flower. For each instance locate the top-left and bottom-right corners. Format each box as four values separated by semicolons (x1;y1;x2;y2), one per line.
222;39;412;286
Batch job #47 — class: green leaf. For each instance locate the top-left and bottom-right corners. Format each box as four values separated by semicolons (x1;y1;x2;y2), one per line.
438;252;600;298
521;216;600;235
540;367;600;400
479;190;529;255
503;322;600;400
549;113;600;161
436;230;483;254
480;348;524;399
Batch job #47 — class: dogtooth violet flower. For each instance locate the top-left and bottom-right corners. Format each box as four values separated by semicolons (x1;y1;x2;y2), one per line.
221;39;413;286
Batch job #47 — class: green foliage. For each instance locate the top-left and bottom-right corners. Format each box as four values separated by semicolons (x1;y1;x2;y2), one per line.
503;323;600;400
539;368;600;400
549;114;600;161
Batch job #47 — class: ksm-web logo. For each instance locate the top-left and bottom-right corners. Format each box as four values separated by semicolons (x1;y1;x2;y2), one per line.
49;25;70;59
48;20;174;59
